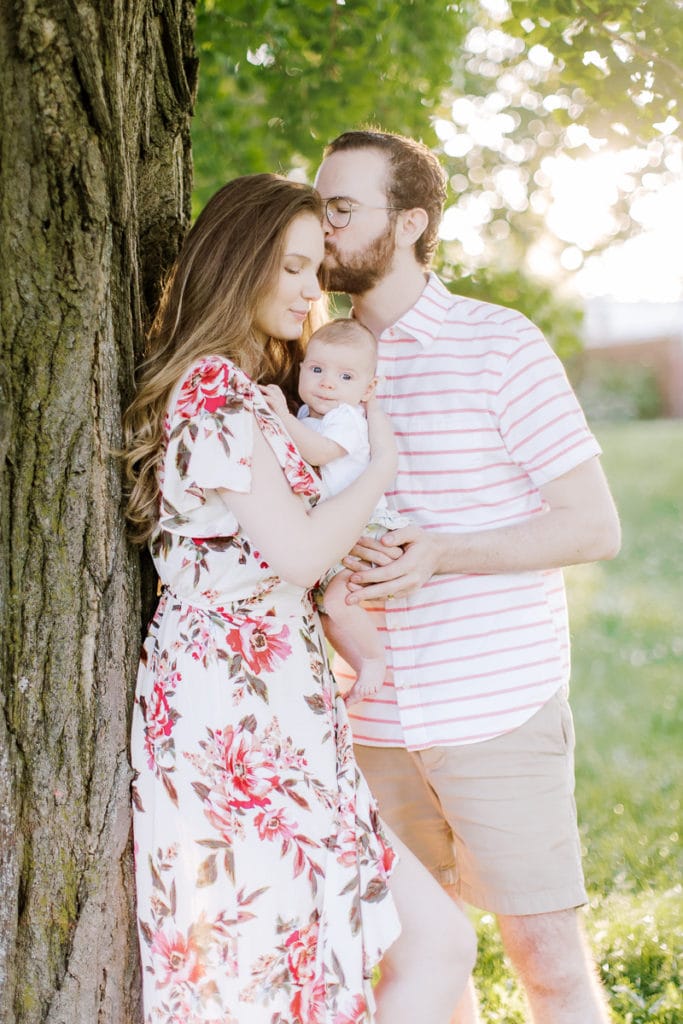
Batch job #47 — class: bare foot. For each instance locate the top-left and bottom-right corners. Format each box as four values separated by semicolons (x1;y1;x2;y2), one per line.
344;657;386;705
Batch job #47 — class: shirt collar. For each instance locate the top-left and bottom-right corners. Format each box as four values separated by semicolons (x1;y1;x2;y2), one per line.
383;272;452;349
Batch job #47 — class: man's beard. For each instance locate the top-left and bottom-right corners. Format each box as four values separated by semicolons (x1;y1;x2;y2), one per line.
323;222;396;295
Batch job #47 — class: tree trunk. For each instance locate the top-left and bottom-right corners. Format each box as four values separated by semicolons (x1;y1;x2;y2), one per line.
0;2;197;1021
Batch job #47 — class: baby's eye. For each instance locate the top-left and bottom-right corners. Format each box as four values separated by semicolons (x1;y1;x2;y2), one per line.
341;373;352;381
311;366;322;374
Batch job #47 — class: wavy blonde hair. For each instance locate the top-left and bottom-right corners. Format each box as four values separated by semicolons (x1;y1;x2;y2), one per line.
123;174;326;544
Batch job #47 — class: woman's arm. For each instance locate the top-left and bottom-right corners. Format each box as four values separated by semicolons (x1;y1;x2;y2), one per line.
219;398;396;588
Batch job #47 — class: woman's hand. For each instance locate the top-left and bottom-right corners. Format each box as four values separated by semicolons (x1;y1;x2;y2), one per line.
364;396;397;481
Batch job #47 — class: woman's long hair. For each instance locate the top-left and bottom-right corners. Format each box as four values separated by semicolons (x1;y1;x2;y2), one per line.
123;174;325;544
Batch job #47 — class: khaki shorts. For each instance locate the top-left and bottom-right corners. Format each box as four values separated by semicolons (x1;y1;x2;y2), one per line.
354;687;587;916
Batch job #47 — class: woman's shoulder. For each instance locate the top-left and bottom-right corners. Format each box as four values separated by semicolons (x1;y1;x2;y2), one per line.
180;354;252;386
172;355;254;419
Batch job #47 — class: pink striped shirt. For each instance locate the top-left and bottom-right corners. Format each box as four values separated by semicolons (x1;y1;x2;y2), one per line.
340;274;601;750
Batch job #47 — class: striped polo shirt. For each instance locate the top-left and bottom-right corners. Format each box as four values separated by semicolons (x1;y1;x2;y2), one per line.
340;273;601;750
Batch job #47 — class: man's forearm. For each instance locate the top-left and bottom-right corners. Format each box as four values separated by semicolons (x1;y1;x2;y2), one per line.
432;502;620;576
345;457;621;602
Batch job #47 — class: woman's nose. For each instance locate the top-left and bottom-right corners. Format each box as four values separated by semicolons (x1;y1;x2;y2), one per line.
303;274;322;301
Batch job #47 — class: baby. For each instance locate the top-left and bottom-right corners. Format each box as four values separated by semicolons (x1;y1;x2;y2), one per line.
261;318;408;704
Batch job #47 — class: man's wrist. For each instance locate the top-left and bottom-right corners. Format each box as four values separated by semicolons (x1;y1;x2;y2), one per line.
429;530;468;576
430;531;448;575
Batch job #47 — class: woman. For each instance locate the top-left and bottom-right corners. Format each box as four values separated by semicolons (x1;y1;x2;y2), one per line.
123;174;474;1024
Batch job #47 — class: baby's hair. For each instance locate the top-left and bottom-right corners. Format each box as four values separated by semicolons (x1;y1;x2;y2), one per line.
308;317;377;359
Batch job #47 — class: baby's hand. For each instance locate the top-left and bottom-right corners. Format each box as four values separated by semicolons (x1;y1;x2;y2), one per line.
260;383;290;420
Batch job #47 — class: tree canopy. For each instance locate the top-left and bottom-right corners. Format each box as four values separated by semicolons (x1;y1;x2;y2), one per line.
191;0;683;352
192;0;473;199
503;0;683;139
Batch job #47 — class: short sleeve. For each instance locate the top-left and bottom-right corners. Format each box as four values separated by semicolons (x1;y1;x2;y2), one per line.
318;404;368;457
158;357;255;536
492;317;601;487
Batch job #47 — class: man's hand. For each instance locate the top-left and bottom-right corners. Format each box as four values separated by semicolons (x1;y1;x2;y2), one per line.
343;458;621;604
343;525;443;602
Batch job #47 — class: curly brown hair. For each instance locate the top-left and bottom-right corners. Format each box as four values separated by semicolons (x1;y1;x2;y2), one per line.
323;130;447;266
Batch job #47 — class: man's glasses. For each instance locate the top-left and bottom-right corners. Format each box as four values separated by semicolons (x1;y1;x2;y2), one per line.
323;196;403;229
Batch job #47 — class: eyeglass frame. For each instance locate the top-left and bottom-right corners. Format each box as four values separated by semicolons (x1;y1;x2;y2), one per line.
322;195;403;229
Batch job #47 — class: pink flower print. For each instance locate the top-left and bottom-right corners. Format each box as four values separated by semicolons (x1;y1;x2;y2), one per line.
151;926;206;988
252;549;270;570
335;802;359;869
292;976;326;1024
143;679;177;770
183;1012;232;1024
284;446;319;497
202;782;240;842
231;682;246;706
339;827;360;868
225;616;292;674
254;807;298;843
214;930;238;978
221;725;280;809
336;828;358;868
335;721;357;774
175;359;232;419
285;919;319;985
185;621;213;662
334;994;368;1024
378;832;396;876
320;684;334;715
147;682;173;739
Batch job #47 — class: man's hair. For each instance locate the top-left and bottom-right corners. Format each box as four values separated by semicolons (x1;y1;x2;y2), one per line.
324;129;447;266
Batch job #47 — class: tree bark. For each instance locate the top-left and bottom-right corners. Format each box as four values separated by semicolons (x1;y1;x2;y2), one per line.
0;2;197;1021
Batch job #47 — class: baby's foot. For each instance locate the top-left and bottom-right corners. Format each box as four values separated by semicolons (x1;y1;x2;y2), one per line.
344;658;386;706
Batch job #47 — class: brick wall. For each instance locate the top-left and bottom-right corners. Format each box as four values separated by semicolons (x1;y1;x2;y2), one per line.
575;335;683;418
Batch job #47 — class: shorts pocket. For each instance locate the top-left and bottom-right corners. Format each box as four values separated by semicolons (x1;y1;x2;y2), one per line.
557;688;575;753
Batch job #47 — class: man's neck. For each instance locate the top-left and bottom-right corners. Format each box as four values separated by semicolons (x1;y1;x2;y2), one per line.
350;263;430;337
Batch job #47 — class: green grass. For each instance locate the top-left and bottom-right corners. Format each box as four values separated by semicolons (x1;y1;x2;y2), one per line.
474;420;683;1022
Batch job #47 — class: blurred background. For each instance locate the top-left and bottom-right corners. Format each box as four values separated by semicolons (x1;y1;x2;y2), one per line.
189;6;682;1019
192;0;683;424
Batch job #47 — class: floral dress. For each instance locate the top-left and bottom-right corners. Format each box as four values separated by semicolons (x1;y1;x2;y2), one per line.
131;356;400;1024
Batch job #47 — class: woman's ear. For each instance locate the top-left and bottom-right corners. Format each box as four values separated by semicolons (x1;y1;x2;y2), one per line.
395;207;429;250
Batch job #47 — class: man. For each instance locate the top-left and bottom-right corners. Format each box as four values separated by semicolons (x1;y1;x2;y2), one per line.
315;130;621;1024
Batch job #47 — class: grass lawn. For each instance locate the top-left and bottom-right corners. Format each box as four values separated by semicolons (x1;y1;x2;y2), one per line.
474;419;683;1022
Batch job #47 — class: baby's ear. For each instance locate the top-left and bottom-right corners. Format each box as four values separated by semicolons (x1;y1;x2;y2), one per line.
362;376;379;402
